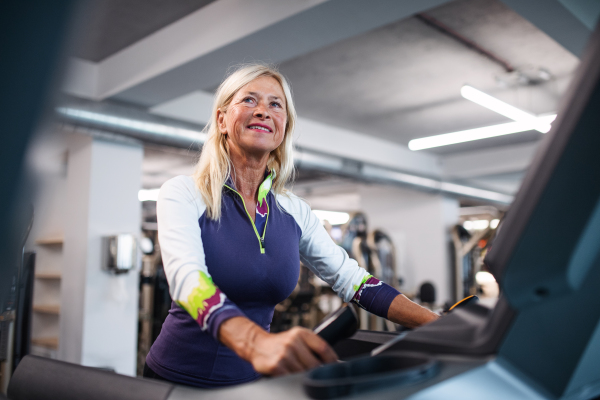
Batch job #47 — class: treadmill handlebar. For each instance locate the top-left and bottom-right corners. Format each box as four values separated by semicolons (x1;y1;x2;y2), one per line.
313;304;359;346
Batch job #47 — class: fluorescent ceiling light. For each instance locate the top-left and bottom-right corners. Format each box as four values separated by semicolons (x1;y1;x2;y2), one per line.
312;210;350;225
461;85;551;133
409;86;558;151
476;271;496;284
138;189;160;202
409;114;556;151
490;219;500;229
463;219;490;230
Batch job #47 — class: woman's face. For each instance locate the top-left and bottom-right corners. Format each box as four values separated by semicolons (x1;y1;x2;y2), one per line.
217;76;287;159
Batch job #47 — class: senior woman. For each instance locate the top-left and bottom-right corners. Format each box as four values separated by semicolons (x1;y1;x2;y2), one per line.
143;64;439;388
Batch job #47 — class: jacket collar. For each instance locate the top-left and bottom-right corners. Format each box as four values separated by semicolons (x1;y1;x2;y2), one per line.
225;170;275;205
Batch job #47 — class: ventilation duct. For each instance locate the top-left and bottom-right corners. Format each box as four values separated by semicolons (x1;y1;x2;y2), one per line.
55;98;513;205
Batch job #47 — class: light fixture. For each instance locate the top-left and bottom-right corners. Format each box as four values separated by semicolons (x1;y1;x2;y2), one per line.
312;210;350;225
475;271;496;284
463;219;490;231
408;86;558;151
138;189;160;202
490;219;500;229
409;114;556;151
461;85;551;132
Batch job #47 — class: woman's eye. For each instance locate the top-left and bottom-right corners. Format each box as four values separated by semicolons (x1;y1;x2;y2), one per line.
271;101;282;108
243;97;255;104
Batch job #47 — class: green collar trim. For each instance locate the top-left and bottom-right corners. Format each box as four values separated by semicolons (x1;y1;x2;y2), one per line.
257;170;275;205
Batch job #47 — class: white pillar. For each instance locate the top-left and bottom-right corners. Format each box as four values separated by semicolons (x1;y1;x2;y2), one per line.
60;134;142;375
358;184;459;305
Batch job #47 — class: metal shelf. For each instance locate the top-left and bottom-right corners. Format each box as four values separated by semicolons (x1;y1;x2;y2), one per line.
35;236;64;245
35;272;62;280
31;337;59;350
32;305;60;315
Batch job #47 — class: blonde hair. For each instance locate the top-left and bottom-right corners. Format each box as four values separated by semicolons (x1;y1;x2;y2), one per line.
193;64;297;220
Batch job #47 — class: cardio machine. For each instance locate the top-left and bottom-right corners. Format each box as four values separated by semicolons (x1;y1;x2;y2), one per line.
8;16;600;400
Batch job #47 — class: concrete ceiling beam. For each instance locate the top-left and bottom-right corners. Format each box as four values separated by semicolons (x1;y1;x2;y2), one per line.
106;0;453;106
63;0;329;100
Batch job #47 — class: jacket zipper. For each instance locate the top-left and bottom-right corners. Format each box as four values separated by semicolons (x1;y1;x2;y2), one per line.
224;184;268;254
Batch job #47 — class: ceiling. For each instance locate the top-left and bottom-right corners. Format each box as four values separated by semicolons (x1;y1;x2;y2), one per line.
278;0;578;154
62;0;596;196
73;0;216;62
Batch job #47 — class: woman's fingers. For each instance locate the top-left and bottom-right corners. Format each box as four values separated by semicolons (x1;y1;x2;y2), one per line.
282;350;306;373
300;329;338;364
286;327;338;370
246;326;338;376
290;339;322;370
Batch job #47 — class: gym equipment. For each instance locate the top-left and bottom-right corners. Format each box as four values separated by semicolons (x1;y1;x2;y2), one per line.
1;206;35;392
8;13;600;400
341;215;399;332
303;355;439;399
313;304;359;347
447;294;478;312
11;252;35;371
450;224;492;302
418;282;436;304
367;230;398;289
7;356;173;400
1;3;76;391
367;294;479;358
272;264;322;333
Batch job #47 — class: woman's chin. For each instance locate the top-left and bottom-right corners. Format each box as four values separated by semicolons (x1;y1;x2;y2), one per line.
236;145;278;159
241;141;281;156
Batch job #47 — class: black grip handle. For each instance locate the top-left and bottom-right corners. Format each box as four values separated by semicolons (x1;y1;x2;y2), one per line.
313;304;359;346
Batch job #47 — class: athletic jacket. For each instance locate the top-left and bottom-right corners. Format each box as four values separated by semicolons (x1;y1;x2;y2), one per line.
145;174;399;388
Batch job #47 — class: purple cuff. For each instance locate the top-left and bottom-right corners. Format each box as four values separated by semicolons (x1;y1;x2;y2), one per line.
206;299;246;340
352;277;401;319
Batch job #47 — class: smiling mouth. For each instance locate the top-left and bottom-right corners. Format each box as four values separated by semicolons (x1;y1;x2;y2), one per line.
248;125;272;133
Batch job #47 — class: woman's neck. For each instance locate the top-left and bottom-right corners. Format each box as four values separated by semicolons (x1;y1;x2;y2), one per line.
230;150;269;203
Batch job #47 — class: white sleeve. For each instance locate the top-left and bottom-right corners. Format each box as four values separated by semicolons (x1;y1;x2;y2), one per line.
276;193;370;302
157;176;206;303
157;176;244;334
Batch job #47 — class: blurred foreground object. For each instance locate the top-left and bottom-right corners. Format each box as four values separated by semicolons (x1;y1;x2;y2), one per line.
0;0;79;393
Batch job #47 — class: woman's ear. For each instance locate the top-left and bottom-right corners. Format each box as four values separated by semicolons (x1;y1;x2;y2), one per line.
216;108;227;135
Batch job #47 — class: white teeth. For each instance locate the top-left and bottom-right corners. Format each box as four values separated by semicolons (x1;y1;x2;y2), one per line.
249;125;270;132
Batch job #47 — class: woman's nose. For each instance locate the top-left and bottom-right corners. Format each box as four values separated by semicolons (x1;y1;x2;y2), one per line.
253;103;270;119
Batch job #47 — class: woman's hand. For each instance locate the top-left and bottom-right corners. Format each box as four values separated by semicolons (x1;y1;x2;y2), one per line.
249;326;338;375
218;317;338;376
